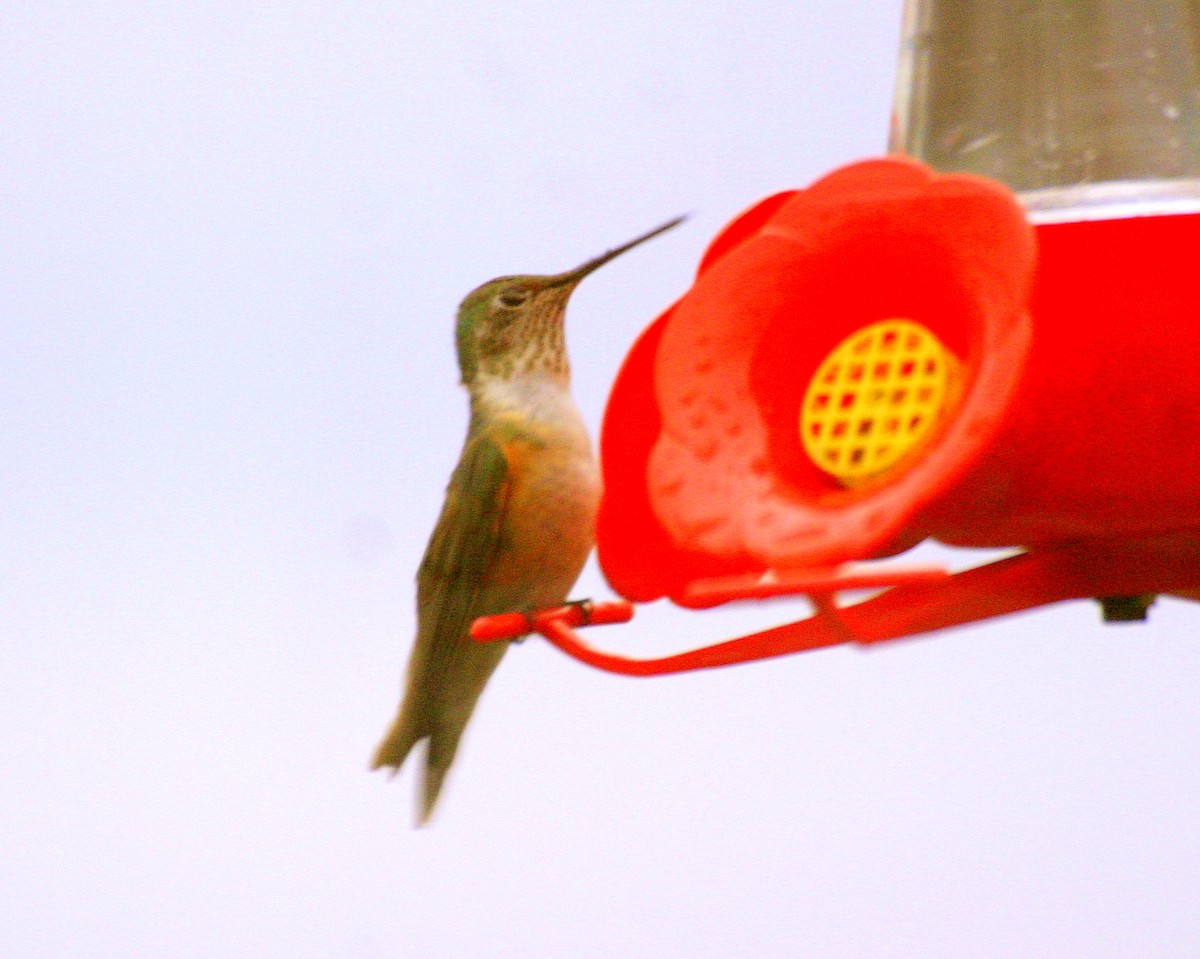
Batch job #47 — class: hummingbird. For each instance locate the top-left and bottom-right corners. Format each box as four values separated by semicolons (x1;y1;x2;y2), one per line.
372;216;684;823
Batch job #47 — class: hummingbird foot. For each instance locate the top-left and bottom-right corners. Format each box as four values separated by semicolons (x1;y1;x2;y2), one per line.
516;598;596;637
564;597;595;625
509;605;540;643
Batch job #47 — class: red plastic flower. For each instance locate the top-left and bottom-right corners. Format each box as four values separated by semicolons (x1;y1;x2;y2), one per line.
598;156;1036;603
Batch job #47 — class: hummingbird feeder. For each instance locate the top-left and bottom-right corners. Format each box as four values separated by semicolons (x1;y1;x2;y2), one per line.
473;0;1200;673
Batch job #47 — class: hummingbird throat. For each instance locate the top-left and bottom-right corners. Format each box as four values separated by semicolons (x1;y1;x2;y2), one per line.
473;305;569;383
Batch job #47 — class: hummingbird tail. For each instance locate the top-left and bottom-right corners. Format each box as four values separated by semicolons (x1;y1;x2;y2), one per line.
373;627;509;823
370;702;458;825
370;709;424;775
419;763;449;825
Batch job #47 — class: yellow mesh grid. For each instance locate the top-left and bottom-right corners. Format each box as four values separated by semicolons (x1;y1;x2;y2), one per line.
800;319;962;485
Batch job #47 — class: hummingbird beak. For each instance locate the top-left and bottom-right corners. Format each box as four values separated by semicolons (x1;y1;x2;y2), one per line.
550;215;687;288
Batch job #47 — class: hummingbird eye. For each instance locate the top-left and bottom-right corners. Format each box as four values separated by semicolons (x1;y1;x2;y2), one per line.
495;289;529;309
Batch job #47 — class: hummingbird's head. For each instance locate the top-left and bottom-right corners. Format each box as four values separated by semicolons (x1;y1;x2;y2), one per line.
454;216;684;384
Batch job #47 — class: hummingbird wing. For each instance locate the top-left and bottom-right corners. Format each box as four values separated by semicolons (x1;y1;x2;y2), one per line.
372;423;518;821
414;425;515;690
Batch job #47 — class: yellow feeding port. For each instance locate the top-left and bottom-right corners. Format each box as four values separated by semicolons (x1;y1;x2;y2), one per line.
800;319;962;486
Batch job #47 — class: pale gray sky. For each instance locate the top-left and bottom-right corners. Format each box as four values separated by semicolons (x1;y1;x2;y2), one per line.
3;2;1200;957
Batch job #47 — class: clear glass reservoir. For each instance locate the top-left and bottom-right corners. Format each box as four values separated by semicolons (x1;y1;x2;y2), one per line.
891;0;1200;221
